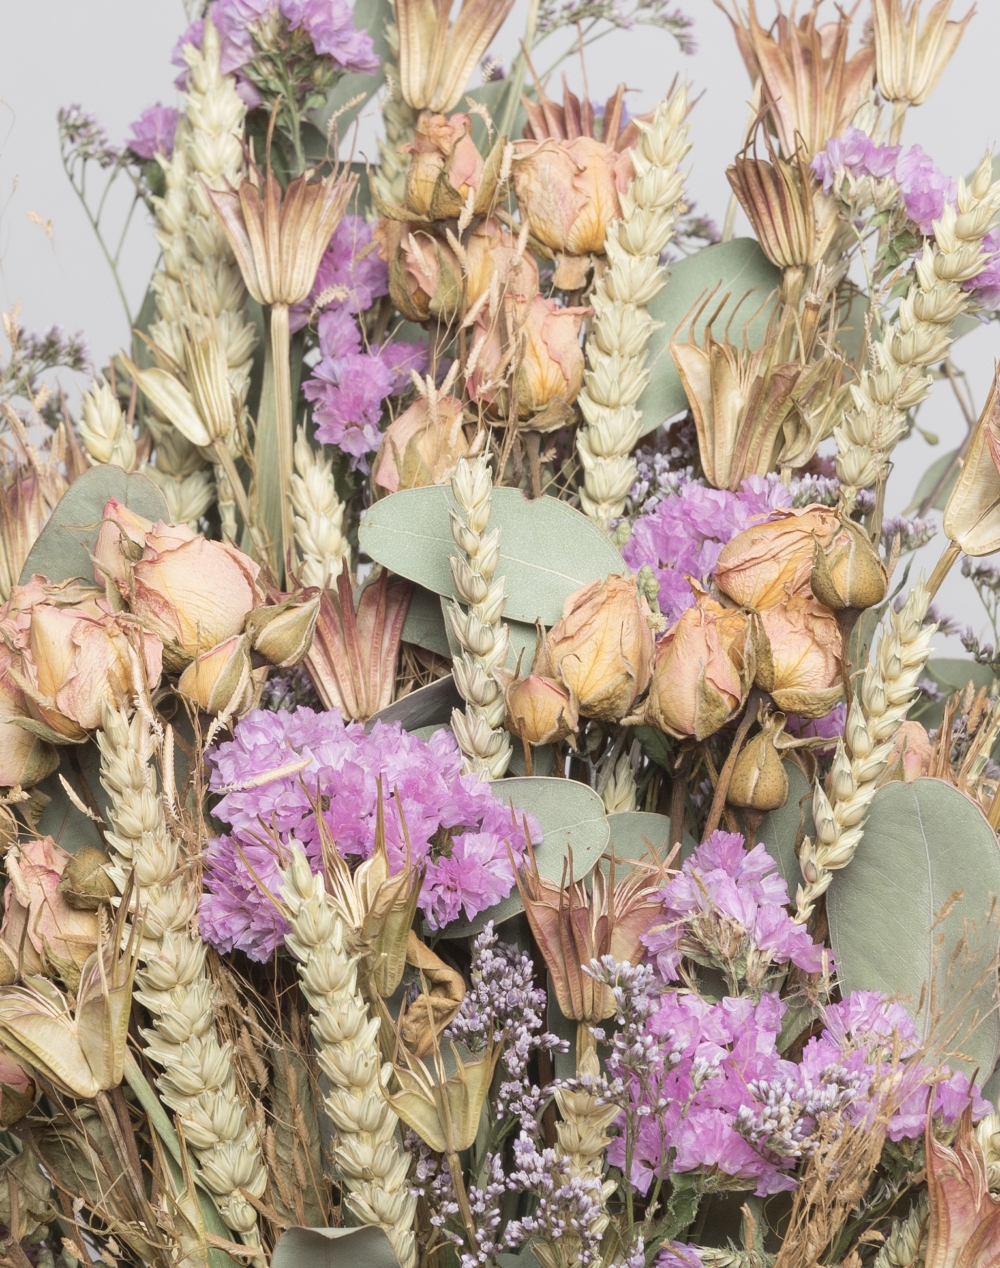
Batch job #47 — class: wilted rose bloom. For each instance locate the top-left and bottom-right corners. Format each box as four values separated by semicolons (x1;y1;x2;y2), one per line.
374;218;463;323
177;635;257;717
512;136;634;287
468;295;590;419
374;395;470;493
885;720;932;782
9;581;162;741
502;672;579;747
757;596;842;718
714;506;841;609
95;498;263;667
540;574;653;722
645;592;751;740
0;643;57;789
404;112;484;218
463;217;538;319
0;837;100;985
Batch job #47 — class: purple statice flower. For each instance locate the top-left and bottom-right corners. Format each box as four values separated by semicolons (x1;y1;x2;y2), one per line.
811;125;900;194
281;0;379;70
656;1247;703;1268
895;144;957;236
642;830;827;989
506;1134;606;1267
199;708;539;958
125;105;180;160
622;475;792;624
965;226;1000;311
785;701;847;744
290;216;389;331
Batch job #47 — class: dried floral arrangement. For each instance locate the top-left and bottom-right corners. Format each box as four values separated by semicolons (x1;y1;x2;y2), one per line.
6;1;1000;1266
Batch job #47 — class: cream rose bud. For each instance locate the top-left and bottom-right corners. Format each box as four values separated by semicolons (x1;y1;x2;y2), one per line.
0;1046;35;1126
93;496;181;593
403;112;485;219
644;594;752;740
0;837;100;987
502;672;579;748
540;574;654;722
245;594;321;668
0;644;58;789
756;596;843;718
714;506;841;609
15;591;163;741
512;135;635;288
177;635;256;717
374;395;470;494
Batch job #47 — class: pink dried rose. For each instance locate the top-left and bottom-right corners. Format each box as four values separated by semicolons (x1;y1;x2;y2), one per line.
0;837;100;986
0;640;58;789
403;112;485;219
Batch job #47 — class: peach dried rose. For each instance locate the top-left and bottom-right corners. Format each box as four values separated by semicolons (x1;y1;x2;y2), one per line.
756;596;843;718
714;506;841;609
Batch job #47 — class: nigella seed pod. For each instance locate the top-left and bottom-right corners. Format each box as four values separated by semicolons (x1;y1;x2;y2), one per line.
810;516;888;612
727;715;790;812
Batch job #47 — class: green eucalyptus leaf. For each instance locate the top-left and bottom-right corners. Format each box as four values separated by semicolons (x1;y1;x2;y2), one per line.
605;810;682;870
402;585;453;658
361;487;626;626
635;238;782;437
758;761;815;895
827;777;1000;1086
272;1225;401;1268
366;674;464;733
19;466;167;587
441;777;610;938
907;447;960;514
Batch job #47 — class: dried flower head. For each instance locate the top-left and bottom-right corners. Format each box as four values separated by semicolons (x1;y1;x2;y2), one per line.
873;0;974;107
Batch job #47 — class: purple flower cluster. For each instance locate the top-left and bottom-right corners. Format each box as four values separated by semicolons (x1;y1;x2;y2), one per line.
811;126;957;236
622;476;792;624
290;215;389;330
199;708;540;958
173;0;377;105
125;105;180;160
608;984;986;1198
642;831;827;990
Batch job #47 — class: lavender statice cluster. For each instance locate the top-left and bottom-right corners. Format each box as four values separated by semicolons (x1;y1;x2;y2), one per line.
174;0;378;110
125;105;179;161
199;708;540;957
812;127;1000;307
642;832;827;994
622;477;793;624
608;982;987;1199
505;1136;607;1268
536;0;695;50
447;923;566;1130
57;105;121;170
296;217;428;470
880;512;937;555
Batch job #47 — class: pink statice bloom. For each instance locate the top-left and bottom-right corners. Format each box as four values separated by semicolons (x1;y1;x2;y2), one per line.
642;830;826;983
200;708;540;957
126;105;180;160
964;226;1000;312
622;475;791;624
894;144;956;236
290;216;389;332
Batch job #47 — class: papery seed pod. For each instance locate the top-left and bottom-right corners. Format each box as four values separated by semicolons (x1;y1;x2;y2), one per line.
811;517;888;611
727;718;790;812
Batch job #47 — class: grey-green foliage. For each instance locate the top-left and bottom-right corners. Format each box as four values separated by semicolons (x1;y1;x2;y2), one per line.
360;486;626;627
443;776;610;937
18;465;167;587
272;1225;402;1268
758;761;815;895
635;238;781;437
827;776;1000;1086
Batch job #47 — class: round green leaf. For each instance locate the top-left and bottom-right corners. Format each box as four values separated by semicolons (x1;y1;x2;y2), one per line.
273;1226;401;1268
907;447;960;514
758;761;815;895
635;238;782;437
360;487;626;627
605;810;683;869
19;466;167;587
441;776;610;938
401;584;452;658
828;777;1000;1085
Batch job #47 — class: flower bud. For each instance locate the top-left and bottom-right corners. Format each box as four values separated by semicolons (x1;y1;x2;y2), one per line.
374;395;470;493
244;594;320;668
883;720;932;783
57;846;117;911
727;716;790;812
512;136;635;289
810;517;888;611
540;574;654;722
374;219;463;323
403;113;487;220
177;635;255;717
643;592;752;740
0;645;58;789
0;838;100;987
755;596;843;718
715;507;841;609
502;672;579;748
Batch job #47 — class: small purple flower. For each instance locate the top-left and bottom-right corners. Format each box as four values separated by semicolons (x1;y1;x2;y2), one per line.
965;226;1000;311
290;216;389;331
810;125;897;194
125;105;180;160
895;144;956;236
281;0;379;72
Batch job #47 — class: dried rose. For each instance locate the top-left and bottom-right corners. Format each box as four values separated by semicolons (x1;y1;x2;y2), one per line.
404;112;485;219
0;1046;35;1126
374;395;471;494
755;596;843;718
0;643;57;789
714;506;841;609
501;672;579;748
177;635;257;717
374;218;464;323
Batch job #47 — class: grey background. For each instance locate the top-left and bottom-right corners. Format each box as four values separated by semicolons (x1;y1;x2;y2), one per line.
0;0;995;650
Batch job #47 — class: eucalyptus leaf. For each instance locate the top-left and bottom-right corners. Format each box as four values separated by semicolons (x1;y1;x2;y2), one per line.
272;1225;401;1268
907;447;960;514
441;777;610;938
605;810;683;870
21;740;106;854
19;466;167;587
402;585;453;658
438;594;538;673
507;742;556;777
827;777;1000;1085
635;239;782;437
361;487;626;626
758;762;815;895
366;674;464;733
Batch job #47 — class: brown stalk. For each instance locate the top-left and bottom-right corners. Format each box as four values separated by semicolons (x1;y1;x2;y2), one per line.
701;690;761;839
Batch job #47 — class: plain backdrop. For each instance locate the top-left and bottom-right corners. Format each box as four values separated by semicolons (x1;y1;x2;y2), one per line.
0;0;997;649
